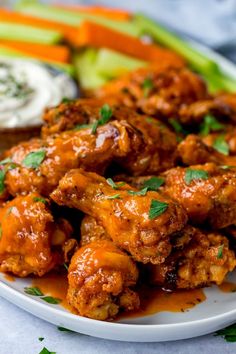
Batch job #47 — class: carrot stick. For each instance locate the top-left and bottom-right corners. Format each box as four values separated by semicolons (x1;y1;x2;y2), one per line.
0;40;70;63
55;4;131;21
0;8;75;38
70;21;185;66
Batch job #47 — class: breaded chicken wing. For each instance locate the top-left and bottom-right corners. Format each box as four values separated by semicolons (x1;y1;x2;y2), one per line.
146;226;236;289
80;215;110;247
95;66;208;123
0;193;73;277
67;240;140;320
42;100;178;174
163;163;236;228
2;120;143;197
51;169;188;264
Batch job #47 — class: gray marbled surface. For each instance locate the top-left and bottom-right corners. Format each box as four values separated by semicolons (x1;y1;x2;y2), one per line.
1;1;236;353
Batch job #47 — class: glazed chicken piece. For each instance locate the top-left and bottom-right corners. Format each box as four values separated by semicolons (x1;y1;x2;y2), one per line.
2;120;143;198
80;215;111;247
51;169;188;264
178;134;236;166
0;193;73;277
146;226;236;289
95;66;209;124
42;100;178;174
67;240;140;320
163;163;236;228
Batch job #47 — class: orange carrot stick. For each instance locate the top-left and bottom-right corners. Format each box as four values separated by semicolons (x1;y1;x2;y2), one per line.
70;21;185;66
55;4;131;21
0;40;70;63
0;8;75;38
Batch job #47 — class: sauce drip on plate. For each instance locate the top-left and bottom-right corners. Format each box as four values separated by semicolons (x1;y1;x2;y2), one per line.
218;281;236;293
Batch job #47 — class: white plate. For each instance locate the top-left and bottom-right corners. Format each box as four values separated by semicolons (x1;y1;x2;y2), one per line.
1;43;236;343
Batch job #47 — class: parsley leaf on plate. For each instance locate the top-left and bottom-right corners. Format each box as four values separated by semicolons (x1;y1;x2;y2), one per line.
57;326;74;332
143;177;165;191
38;337;44;342
199;115;224;136
91;104;113;134
149;200;168;220
215;323;236;342
41;296;61;305
213;135;229;155
24;287;43;296
185;169;209;185
39;347;56;354
22;150;46;169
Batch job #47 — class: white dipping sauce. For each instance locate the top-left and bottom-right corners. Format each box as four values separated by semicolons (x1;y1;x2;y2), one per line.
0;58;77;128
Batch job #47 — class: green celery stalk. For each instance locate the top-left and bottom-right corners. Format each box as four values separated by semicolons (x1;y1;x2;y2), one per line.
96;48;147;78
204;72;236;93
134;13;219;74
74;49;107;90
0;23;62;44
16;2;140;37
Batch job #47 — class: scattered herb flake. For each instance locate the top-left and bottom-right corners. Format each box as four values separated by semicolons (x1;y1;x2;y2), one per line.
39;347;56;354
106;178;125;190
38;337;44;342
57;326;74;332
217;244;224;259
41;296;61;305
142;77;153;97
107;193;121;200
91;104;113;134
6;206;13;215
213;136;229;156
0;169;7;194
143;177;165;191
0;224;2;240
128;187;148;196
22;150;46;169
74;123;92;131
24;287;43;296
61;97;74;104
215;323;236;342
149;200;168;220
63;263;69;271
185;169;209;185
33;197;47;204
0;157;12;165
199;115;224;136
169;118;189;136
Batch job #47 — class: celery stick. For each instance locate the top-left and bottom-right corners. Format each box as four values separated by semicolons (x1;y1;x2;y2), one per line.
0;23;62;44
96;49;147;78
16;2;140;37
74;49;107;90
134;13;219;74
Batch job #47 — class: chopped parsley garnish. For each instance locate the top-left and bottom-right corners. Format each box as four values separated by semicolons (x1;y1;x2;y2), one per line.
169;118;189;136
74;123;93;131
57;326;74;332
213;136;229;155
0;224;2;240
39;348;56;354
142;77;153;97
215;323;236;342
91;104;113;134
143;177;165;191
0;157;12;166
107;193;121;200
41;296;61;305
217;244;224;259
149;200;168;220
0;163;17;194
63;263;69;271
128;187;148;196
33;197;47;204
24;287;43;296
185;169;209;185
38;337;44;342
61;97;74;104
6;206;13;215
22;150;46;169
199;115;224;136
106;178;125;190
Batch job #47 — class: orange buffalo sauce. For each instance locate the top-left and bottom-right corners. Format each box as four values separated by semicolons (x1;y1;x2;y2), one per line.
4;273;15;282
218;281;236;293
119;285;206;319
31;272;206;319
